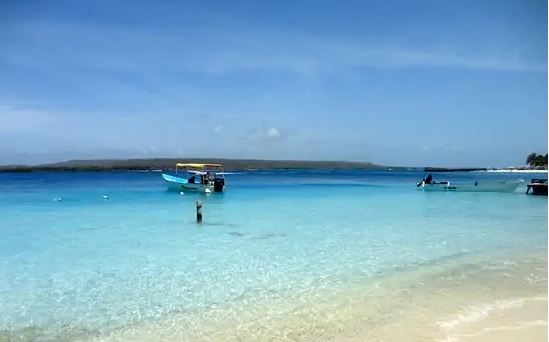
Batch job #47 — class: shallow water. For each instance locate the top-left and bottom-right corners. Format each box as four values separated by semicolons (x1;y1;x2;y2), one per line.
0;170;546;340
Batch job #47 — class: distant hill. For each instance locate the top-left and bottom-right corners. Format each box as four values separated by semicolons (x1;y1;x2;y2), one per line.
0;158;390;172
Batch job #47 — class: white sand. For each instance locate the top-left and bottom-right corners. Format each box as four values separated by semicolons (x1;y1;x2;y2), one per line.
485;169;548;173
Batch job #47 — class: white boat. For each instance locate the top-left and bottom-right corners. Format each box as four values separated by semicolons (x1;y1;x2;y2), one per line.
417;179;524;193
162;163;226;193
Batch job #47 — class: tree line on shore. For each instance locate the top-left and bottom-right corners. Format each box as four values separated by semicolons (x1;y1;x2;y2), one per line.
526;153;548;167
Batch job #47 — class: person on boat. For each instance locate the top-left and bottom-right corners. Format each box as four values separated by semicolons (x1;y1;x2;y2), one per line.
205;172;213;184
417;174;434;187
188;175;196;184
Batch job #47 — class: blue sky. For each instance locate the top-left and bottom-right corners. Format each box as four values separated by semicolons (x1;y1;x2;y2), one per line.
0;0;547;167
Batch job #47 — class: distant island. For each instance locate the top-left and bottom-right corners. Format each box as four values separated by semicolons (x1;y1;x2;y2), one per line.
423;153;549;173
0;158;396;172
2;157;545;173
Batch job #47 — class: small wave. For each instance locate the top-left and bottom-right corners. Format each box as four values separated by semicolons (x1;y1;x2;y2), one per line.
437;295;547;330
482;319;547;332
439;320;547;342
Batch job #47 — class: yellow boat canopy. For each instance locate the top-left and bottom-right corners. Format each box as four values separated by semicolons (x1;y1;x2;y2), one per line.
176;163;223;169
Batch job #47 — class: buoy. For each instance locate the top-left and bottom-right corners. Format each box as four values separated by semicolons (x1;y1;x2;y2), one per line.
179;191;185;195
196;200;203;223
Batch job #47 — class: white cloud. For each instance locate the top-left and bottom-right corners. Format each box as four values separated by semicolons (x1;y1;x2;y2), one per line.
267;127;280;138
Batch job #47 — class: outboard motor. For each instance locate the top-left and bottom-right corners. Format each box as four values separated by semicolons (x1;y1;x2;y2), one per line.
214;177;225;192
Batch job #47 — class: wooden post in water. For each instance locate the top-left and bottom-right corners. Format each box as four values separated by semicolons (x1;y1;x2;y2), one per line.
196;200;203;223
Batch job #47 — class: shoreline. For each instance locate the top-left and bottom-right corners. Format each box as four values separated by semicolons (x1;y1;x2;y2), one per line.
83;250;546;342
484;169;548;174
1;250;545;341
1;170;546;342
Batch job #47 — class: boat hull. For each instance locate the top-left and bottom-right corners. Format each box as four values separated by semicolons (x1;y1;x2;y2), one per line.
419;180;523;193
527;184;548;196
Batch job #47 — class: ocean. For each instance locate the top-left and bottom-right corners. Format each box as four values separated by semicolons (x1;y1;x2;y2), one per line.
0;170;546;341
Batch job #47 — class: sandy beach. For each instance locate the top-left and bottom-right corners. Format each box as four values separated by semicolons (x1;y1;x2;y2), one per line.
485;169;549;174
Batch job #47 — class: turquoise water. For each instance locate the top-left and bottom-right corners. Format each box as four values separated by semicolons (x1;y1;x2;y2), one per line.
0;170;546;339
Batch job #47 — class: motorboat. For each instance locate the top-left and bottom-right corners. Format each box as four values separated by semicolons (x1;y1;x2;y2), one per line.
162;163;226;193
417;176;523;193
